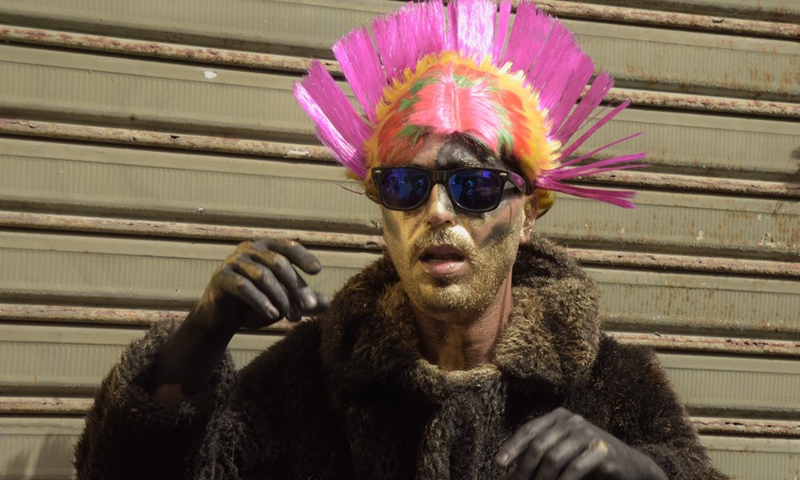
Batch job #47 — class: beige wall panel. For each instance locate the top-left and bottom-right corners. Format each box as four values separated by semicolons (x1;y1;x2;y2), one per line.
592;268;799;334
2;45;796;178
1;139;797;257
704;436;800;480
536;193;798;259
658;353;800;414
564;19;799;99
0;417;80;480
0;232;380;305
0;324;280;394
577;108;799;179
0;1;796;99
0;139;379;231
1;418;791;480
1;323;796;414
0;44;311;139
573;0;800;20
0;232;797;334
0;0;395;54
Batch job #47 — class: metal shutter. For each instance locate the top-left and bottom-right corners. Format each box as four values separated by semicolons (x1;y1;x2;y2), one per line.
0;0;797;477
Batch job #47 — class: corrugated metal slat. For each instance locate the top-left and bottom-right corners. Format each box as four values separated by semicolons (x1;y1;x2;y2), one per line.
0;0;796;99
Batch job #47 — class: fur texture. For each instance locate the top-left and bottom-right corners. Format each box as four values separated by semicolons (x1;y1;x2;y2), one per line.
75;235;727;479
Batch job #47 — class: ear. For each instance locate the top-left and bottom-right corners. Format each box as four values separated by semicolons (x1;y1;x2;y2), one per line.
519;195;537;244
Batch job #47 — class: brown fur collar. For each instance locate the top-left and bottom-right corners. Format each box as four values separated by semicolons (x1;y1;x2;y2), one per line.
319;234;600;397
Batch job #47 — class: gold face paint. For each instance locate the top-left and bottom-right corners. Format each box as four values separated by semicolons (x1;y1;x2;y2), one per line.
381;136;530;321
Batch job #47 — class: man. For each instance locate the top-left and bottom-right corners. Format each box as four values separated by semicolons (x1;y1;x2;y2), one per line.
75;1;726;478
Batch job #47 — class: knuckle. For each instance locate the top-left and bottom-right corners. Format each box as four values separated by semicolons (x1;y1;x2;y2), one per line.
233;277;249;292
272;256;293;273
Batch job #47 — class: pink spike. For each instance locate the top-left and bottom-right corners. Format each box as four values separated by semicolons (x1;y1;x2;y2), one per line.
414;1;447;60
447;1;458;51
552;73;613;143
557;132;643;169
560;100;631;159
546;154;648;180
293;61;369;179
492;1;511;61
534;179;640;209
333;28;387;124
503;2;552;74
545;54;594;134
527;21;574;108
373;9;406;82
452;0;496;60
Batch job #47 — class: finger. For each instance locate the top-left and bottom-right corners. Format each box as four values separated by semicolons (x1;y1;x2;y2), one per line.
247;247;321;311
510;426;570;480
556;439;608;480
254;238;323;274
309;292;330;313
496;414;559;467
216;269;280;322
233;259;293;318
531;434;588;480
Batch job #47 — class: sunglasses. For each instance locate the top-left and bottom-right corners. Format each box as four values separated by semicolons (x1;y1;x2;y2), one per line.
371;166;529;213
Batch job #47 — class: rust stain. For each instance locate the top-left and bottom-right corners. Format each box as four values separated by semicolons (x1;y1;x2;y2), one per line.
0;26;342;74
0;118;336;160
530;1;800;38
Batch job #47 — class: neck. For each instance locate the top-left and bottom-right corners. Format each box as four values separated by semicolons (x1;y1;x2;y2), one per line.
411;272;514;371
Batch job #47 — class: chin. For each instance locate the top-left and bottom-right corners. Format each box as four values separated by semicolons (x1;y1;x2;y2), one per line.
413;282;487;316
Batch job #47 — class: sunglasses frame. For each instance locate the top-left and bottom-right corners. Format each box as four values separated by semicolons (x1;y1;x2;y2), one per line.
370;166;530;213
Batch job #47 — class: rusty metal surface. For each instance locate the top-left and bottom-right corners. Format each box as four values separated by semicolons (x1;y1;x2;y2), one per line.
587;171;799;199
703;436;800;480
0;231;381;305
0;118;335;160
0;25;343;74
1;118;798;192
607;88;800;118
692;417;800;437
2;395;797;438
1;322;796;413
0;396;91;414
549;0;800;23
2;302;798;356
609;332;800;356
1;137;798;258
530;1;800;38
0;1;798;100
1;211;797;278
0;323;281;394
572;248;800;278
3;115;799;181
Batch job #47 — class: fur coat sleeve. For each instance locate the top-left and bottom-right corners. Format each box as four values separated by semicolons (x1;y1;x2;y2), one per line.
73;319;344;480
568;337;728;480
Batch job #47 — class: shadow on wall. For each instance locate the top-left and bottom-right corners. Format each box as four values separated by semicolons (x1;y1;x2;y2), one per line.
2;434;76;480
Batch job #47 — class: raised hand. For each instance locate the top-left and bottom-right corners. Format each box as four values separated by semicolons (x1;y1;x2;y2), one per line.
194;237;330;331
148;238;329;405
495;407;667;480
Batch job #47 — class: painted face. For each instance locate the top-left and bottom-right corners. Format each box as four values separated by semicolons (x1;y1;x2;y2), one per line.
381;135;535;318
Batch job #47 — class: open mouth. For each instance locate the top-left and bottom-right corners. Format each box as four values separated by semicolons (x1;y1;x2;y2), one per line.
420;245;466;263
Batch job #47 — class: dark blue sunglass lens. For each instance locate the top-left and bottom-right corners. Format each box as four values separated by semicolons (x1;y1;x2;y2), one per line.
377;168;431;210
449;170;504;211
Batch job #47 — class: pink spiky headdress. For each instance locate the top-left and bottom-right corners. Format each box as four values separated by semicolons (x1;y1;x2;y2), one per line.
294;0;647;213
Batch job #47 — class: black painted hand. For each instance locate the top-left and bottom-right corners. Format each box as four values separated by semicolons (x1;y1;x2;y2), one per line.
148;238;329;403
495;407;667;480
195;237;330;331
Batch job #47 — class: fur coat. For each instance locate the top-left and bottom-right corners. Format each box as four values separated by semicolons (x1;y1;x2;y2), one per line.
75;235;726;479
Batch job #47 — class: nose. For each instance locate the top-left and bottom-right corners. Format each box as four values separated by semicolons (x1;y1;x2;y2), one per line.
423;183;457;228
